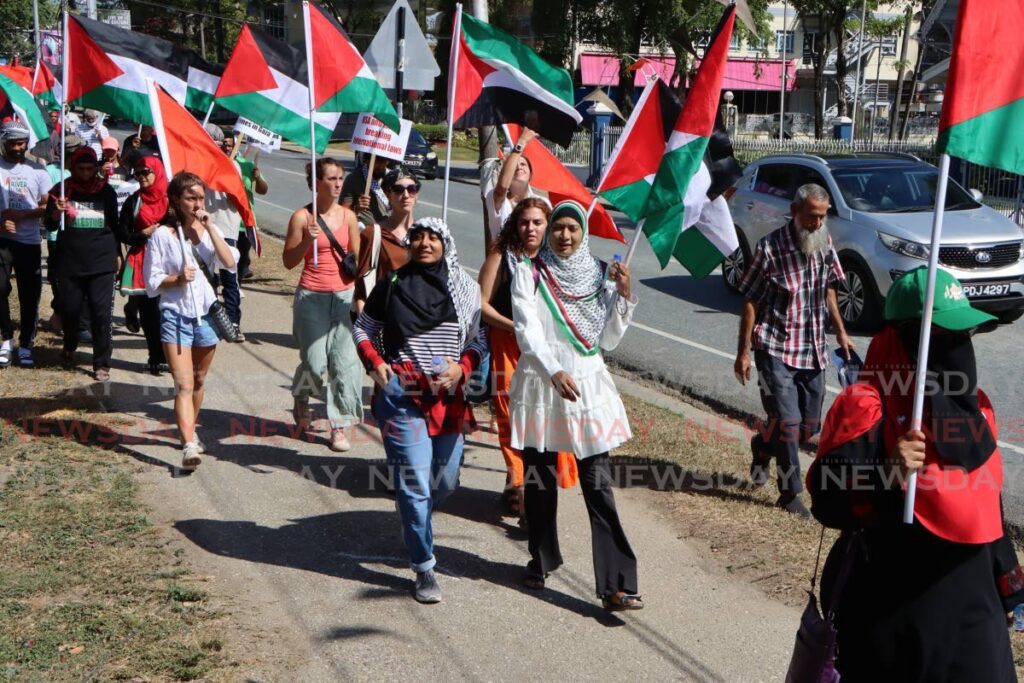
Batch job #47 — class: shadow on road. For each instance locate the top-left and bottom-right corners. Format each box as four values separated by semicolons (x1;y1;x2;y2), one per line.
640;275;743;315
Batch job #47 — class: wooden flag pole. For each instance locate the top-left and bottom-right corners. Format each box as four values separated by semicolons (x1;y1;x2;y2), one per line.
903;152;952;524
441;3;463;223
302;0;319;267
363;152;377;197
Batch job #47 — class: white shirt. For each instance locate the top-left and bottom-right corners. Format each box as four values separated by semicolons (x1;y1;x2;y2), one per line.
75;121;109;157
0;158;51;245
484;186;548;240
143;224;238;318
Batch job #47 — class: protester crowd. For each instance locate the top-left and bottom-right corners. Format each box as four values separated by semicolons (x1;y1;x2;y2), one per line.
2;107;1023;680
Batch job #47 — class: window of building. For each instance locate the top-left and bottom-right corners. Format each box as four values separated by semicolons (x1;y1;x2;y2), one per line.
263;5;286;42
880;35;898;56
802;31;818;65
775;30;794;54
729;32;742;50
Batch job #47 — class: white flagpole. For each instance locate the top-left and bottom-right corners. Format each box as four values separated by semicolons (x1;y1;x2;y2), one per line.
201;101;215;127
302;1;319;267
59;8;68;232
441;3;463;224
31;0;42;94
903;152;951;524
622;218;645;268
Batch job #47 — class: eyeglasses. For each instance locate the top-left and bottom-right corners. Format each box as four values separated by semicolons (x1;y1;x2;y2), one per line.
390;183;421;196
136;168;153;177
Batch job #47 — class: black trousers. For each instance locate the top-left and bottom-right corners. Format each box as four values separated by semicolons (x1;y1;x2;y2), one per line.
237;229;252;277
62;272;114;370
523;448;638;597
0;240;42;348
125;295;165;365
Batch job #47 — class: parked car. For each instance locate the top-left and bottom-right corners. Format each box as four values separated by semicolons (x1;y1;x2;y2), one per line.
722;153;1024;328
403;129;438;180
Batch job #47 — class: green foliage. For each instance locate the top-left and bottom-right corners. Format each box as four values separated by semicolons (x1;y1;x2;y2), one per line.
413;123;450;142
0;0;59;63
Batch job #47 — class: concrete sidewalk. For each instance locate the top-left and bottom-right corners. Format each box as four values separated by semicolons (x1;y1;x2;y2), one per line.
99;280;800;681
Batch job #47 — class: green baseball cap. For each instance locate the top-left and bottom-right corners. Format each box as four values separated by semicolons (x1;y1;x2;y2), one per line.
884;266;997;331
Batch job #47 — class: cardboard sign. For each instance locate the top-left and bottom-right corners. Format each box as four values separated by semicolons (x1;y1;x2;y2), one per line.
242;134;280;154
350;114;412;162
233;117;282;149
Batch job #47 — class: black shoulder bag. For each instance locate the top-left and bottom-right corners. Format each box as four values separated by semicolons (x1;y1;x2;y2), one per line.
318;214;359;278
187;242;243;343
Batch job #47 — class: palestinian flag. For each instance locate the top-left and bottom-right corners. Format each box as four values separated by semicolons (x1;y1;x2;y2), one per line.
0;63;60;113
638;5;738;276
0;72;49;147
65;14;191;126
450;9;581;147
504;124;623;243
595;79;680;223
304;2;399;131
185;56;222;113
937;1;1024;174
214;24;341;153
147;82;255;228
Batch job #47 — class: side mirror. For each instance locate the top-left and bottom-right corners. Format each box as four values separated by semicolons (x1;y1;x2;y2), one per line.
970;188;984;202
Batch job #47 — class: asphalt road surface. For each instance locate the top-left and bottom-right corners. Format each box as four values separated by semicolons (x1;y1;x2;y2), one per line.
251;148;1024;525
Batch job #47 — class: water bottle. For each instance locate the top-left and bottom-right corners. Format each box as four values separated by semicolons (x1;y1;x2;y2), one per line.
430;356;448;377
1013;603;1024;632
608;254;622;282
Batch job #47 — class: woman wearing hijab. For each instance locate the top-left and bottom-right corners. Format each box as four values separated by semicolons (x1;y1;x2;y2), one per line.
808;266;1024;681
508;199;642;611
478;198;577;525
353;167;416;315
118;156;169;375
353;216;487;605
144;172;238;470
45;147;120;381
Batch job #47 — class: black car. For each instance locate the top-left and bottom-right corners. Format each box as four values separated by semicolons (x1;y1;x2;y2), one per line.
403;129;438;180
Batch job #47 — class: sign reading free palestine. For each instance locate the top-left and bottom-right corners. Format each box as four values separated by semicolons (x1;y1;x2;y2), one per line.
350;114;412;162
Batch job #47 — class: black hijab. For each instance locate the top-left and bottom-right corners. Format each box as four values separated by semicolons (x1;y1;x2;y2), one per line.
897;324;996;470
381;257;457;359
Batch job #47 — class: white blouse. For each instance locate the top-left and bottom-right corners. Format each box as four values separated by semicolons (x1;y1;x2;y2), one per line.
508;258;637;459
143;223;238;319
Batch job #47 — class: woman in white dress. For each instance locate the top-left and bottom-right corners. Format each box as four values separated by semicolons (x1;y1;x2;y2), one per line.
509;199;643;611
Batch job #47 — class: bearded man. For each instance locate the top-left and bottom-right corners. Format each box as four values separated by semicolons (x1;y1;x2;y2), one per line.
733;183;855;516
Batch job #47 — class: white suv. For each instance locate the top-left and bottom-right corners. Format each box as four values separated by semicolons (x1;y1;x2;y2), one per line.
723;154;1024;329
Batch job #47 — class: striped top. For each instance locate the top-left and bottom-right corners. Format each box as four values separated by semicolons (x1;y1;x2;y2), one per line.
353;315;486;376
738;221;844;370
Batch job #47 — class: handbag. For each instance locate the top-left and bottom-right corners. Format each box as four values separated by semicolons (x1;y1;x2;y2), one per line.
187;242;243;343
784;528;859;683
319;214;359;279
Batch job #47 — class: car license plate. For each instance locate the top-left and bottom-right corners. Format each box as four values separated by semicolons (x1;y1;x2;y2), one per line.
961;282;1012;298
405;159;422;168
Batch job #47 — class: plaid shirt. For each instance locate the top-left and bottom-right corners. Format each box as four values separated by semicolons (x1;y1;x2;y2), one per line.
738;222;844;370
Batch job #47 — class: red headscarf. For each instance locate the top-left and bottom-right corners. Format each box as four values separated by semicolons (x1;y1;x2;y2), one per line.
135;156;169;230
66;147;108;195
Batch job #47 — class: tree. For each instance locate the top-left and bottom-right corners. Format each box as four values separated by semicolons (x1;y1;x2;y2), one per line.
0;0;59;63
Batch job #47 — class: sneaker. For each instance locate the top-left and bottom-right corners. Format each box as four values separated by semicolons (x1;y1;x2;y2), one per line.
776;493;811;519
329;428;351;452
241;269;254;280
194;435;206;454
17;348;34;368
414;570;442;604
181;442;202;470
233;324;245;343
0;342;11;368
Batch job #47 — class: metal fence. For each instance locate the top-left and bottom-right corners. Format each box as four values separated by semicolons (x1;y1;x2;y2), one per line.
731;139;1024;226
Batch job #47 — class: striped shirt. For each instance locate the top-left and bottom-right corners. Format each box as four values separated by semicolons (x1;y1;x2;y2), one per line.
353;316;487;374
738;222;844;370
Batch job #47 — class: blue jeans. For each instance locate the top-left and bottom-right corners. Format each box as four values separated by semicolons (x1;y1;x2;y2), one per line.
219;238;240;325
375;377;463;573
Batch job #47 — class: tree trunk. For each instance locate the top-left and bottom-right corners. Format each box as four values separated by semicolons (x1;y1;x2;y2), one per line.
832;14;849;117
889;7;913;140
618;2;650;115
811;30;830;138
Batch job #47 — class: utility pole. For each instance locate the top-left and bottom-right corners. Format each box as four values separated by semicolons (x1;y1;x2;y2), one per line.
779;1;788;141
395;4;406;118
889;7;912;140
850;0;867;139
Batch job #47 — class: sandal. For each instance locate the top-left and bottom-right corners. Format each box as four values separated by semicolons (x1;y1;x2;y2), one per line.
601;592;644;612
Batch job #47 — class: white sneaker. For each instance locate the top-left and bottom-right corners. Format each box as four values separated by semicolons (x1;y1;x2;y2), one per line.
181;442;202;469
194;435;205;453
0;341;12;368
330;428;351;452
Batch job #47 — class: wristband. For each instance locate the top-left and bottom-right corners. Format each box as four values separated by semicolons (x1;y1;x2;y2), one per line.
512;143;524;154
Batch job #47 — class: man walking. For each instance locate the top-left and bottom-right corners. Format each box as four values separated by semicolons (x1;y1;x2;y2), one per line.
0;121;51;368
341;152;390;226
734;183;854;517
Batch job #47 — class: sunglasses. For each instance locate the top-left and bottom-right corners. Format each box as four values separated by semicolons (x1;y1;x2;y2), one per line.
390;183;421;195
136;167;153;176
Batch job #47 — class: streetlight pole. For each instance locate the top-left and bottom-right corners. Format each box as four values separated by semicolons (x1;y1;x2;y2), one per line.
850;0;867;140
779;0;788;141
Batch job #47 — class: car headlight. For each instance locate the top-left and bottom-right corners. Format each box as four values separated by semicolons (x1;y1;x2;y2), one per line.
426;152;437;160
878;231;930;260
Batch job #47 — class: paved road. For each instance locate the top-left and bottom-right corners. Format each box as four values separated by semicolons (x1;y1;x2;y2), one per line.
252;149;1024;524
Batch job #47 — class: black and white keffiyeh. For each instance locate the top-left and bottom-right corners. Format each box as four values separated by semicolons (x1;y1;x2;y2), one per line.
537;200;608;353
403;216;481;350
361;162;391;214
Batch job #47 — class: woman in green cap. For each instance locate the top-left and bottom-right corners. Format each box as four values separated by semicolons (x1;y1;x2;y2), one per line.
508;199;643;611
807;266;1023;680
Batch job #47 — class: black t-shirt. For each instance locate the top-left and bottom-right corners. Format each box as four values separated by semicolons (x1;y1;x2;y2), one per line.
46;184;120;278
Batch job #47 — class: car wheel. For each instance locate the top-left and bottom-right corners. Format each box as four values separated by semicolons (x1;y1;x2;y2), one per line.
836;258;882;331
997;309;1024;324
721;233;750;293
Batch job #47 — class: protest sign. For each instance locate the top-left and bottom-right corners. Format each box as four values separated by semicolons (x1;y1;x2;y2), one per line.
234;117;283;150
350;113;412;162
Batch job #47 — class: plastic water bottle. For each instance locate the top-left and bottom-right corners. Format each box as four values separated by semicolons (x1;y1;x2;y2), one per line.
430;356;448;377
1013;604;1024;631
608;254;622;281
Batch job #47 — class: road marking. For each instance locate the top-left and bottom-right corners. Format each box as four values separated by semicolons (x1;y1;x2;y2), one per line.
419;200;468;214
256;197;296;213
266;166;306;177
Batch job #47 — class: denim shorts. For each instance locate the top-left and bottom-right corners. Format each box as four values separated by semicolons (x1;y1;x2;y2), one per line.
160;308;220;348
